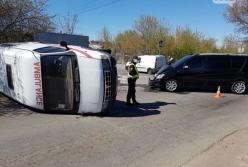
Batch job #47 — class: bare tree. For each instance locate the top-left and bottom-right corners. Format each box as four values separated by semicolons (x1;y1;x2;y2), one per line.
114;30;142;55
225;0;248;34
222;34;240;53
134;15;169;54
112;15;218;60
0;0;55;43
98;27;113;49
58;12;79;34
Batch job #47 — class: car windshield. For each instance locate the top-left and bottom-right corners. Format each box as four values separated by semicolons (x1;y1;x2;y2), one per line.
157;64;170;74
172;55;194;68
41;55;74;110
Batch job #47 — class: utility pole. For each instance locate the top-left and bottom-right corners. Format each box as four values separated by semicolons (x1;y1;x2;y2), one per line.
158;40;164;55
239;37;248;54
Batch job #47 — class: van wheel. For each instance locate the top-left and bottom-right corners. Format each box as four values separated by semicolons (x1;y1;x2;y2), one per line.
165;79;178;92
231;81;247;94
147;69;153;75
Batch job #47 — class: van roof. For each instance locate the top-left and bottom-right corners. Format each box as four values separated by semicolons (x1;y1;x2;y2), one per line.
0;42;51;51
196;53;248;56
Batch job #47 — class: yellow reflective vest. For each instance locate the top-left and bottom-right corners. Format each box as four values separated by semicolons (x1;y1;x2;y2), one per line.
128;63;139;80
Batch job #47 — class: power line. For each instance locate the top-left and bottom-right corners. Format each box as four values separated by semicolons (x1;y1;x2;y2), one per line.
77;0;122;15
75;0;107;12
56;0;105;18
78;0;97;6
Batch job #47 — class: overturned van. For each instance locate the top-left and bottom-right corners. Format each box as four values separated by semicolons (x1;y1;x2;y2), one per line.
0;42;117;114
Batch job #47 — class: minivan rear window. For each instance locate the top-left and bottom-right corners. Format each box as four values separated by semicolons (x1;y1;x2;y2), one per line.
244;61;248;72
231;56;246;72
205;56;231;71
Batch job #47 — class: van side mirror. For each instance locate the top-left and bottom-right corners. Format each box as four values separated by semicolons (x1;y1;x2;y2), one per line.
167;57;175;65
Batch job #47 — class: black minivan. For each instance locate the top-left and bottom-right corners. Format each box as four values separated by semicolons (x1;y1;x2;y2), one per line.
149;54;248;94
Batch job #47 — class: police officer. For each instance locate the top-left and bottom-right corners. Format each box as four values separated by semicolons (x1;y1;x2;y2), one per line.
127;56;140;105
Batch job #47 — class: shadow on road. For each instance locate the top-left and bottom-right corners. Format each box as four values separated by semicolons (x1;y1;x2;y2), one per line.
0;95;33;118
148;87;248;96
0;94;176;118
105;100;176;118
119;83;148;88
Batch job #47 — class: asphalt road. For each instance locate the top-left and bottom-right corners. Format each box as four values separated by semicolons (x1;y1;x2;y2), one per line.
1;65;248;167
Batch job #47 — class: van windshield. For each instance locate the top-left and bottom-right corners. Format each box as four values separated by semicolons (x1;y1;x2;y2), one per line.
41;55;74;111
172;55;194;68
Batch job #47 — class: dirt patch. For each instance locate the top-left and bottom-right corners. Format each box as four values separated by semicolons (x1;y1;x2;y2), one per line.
0;95;33;118
184;129;248;167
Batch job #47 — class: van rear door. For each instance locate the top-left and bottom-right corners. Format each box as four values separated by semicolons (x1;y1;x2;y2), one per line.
136;56;155;72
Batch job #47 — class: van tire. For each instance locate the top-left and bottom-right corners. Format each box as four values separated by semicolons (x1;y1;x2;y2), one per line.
164;79;178;92
147;69;153;75
231;81;247;94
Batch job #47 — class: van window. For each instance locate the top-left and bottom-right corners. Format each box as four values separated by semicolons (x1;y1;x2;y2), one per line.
187;57;203;69
205;56;231;72
172;55;194;69
6;64;14;89
244;61;248;72
34;47;67;53
231;56;246;72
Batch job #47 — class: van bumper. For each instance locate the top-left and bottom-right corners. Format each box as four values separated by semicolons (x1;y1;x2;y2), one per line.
149;76;162;88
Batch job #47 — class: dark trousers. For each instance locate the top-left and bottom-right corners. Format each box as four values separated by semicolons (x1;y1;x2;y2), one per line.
127;78;137;103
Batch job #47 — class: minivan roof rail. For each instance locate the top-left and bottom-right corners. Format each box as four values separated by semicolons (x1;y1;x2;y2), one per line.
196;53;248;56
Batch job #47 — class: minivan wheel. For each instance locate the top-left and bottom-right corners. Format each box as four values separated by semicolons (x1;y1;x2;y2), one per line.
231;81;247;94
165;79;178;92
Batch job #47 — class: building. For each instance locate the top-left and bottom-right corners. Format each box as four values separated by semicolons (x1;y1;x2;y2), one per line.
89;40;104;49
35;32;89;47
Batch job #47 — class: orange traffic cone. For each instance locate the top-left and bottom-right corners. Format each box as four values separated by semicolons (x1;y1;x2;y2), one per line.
214;86;223;99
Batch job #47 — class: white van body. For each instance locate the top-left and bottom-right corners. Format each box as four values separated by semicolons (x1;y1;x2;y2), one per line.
0;42;117;114
135;55;167;74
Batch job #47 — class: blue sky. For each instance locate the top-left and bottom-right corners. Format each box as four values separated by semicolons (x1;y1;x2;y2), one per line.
48;0;237;46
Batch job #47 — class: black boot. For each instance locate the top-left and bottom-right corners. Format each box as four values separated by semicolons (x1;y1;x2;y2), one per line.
126;98;132;105
133;101;140;105
126;102;132;105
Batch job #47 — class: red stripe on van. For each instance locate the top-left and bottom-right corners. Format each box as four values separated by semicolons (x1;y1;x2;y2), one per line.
70;48;92;58
48;44;93;59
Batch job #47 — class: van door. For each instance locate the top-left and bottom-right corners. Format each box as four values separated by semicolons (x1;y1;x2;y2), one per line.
135;62;144;72
136;57;146;72
181;56;206;89
204;56;232;89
